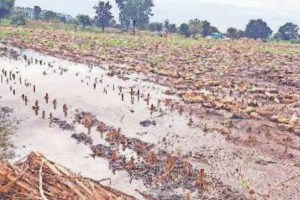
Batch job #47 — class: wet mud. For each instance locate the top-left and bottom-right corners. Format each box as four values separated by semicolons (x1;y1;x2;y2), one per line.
0;46;299;199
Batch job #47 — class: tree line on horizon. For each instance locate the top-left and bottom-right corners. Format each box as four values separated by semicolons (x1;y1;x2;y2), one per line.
0;0;299;41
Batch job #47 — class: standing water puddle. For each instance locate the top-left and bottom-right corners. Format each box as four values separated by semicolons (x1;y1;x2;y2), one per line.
0;47;212;199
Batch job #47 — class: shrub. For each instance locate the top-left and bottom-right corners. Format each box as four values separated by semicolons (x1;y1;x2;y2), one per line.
10;11;26;26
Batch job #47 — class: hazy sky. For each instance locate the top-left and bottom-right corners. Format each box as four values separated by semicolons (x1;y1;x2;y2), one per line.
16;0;300;32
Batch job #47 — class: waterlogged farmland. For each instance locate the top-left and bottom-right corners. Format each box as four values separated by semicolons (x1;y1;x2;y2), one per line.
0;25;300;199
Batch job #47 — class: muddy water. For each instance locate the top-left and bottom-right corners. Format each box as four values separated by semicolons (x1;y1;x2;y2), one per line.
4;48;289;200
0;48;207;198
1;47;299;199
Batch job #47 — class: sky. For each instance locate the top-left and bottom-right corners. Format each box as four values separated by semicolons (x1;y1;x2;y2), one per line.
15;0;300;32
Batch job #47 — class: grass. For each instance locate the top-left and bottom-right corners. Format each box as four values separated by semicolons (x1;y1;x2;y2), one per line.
0;107;15;162
0;32;10;41
0;126;14;162
0;18;12;26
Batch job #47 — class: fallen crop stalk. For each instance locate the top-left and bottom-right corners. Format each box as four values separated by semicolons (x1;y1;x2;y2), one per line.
0;166;28;194
0;152;136;200
38;161;48;200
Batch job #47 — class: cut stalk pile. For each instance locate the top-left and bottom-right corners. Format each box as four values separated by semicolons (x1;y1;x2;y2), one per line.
0;152;136;200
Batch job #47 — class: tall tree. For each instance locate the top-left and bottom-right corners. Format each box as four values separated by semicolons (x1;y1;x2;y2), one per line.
116;0;154;31
33;5;42;20
188;18;201;38
163;19;169;35
237;30;245;38
245;19;272;40
109;19;117;27
60;15;67;23
227;28;244;39
0;0;15;22
168;23;177;34
179;23;190;37
227;27;239;39
148;22;162;32
41;10;57;21
210;26;219;33
275;23;299;41
11;11;26;26
77;14;92;28
200;20;212;37
94;1;114;32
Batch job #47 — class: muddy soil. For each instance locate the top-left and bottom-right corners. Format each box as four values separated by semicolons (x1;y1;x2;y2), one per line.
0;46;299;199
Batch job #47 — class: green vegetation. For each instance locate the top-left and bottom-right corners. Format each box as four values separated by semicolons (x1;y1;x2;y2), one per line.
188;18;202;38
245;19;272;40
178;23;190;37
1;0;299;42
0;108;14;162
94;1;114;32
226;27;244;40
0;126;14;161
0;0;15;22
2;21;300;67
116;0;154;31
33;5;42;20
274;22;299;41
0;31;9;41
148;22;162;32
10;10;26;25
77;14;92;28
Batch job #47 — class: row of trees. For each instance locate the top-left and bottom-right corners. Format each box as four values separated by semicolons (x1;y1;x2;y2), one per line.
74;0;155;33
174;18;299;41
147;17;298;41
0;0;15;22
0;0;159;32
147;19;218;38
178;19;219;38
1;0;299;41
0;1;72;25
225;19;299;40
32;6;72;23
0;0;27;25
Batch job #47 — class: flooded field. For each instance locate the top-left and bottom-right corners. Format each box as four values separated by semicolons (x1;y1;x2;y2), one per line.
1;0;300;198
1;46;300;200
0;47;206;199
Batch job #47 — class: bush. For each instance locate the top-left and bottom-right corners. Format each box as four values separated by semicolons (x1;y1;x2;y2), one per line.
10;11;26;26
291;39;300;44
245;19;272;39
